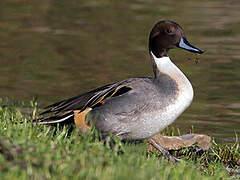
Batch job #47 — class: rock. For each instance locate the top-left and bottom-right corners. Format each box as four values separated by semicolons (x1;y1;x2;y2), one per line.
147;134;211;152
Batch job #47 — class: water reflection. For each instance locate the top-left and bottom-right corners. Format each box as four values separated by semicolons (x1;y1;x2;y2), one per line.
0;0;240;142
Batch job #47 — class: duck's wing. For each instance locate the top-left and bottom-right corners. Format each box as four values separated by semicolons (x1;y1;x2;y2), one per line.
36;79;134;124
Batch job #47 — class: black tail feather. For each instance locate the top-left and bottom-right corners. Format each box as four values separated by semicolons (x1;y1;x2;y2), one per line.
35;112;74;125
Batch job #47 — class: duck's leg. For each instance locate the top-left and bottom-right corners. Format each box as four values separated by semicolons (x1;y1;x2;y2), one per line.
148;138;181;163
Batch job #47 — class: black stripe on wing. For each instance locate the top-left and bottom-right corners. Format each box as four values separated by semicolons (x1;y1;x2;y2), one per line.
40;80;132;115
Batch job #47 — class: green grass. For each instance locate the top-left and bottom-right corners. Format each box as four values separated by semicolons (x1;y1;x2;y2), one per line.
0;98;239;179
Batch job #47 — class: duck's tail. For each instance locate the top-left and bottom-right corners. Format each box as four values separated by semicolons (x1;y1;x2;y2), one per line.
35;112;74;125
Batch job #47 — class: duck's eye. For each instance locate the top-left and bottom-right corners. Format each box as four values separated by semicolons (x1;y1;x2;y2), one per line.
166;29;173;34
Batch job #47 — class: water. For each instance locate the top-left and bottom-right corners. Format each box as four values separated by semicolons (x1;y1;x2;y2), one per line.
0;0;240;142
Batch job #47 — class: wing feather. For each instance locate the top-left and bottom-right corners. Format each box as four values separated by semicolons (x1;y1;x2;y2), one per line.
37;80;133;124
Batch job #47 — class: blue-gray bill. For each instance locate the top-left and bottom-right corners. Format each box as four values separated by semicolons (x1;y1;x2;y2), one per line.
178;37;204;54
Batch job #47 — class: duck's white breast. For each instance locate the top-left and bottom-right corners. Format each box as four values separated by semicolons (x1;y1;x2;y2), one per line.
129;54;194;139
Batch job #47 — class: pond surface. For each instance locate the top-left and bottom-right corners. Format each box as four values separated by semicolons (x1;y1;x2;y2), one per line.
1;0;240;142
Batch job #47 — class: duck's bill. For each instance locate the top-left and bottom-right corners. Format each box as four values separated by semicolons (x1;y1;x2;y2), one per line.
178;37;204;54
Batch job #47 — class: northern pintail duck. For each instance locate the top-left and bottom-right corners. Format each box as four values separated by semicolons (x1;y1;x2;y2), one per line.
38;20;204;140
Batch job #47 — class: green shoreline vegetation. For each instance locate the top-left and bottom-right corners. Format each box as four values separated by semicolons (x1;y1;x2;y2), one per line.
0;98;239;179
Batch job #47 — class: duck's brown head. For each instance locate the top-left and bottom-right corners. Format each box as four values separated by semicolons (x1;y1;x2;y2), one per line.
149;20;204;58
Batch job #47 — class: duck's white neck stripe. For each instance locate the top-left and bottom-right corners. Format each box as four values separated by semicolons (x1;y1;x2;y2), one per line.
150;51;191;86
150;51;171;62
150;51;173;73
150;51;193;97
